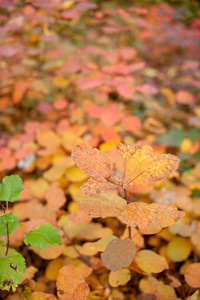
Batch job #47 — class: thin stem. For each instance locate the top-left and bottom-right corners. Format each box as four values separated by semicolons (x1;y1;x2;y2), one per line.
180;284;186;300
128;170;146;185
123;157;126;179
187;287;193;298
123;188;132;239
5;222;9;257
2;203;9;257
129;184;135;203
107;170;118;184
124;189;129;204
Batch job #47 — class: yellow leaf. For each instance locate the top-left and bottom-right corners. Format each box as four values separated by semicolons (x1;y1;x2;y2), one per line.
135;250;169;273
62;132;82;152
66;166;89;182
64;245;81;258
43;166;66;182
119;144;180;185
62;1;74;9
53;76;69;88
109;268;131;287
45;258;64;281
167;237;192;262
180;138;193;153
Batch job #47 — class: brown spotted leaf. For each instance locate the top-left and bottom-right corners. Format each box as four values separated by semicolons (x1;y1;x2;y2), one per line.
144;154;180;182
101;238;136;271
118;143;142;159
81;177;116;197
120;144;180;185
56;264;90;300
121;202;185;234
78;193;127;218
72;144;111;179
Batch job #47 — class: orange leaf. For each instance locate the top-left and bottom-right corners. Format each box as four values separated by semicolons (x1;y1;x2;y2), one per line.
139;276;176;298
72;143;111;179
78;193;127;218
184;263;200;288
56;264;90;300
29;292;57;300
122;116;142;132
81;178;116;196
122;202;185;234
135;250;169;273
101;238;136;271
45;183;67;211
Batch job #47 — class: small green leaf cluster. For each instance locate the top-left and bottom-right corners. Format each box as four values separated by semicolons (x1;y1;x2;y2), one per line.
0;175;62;292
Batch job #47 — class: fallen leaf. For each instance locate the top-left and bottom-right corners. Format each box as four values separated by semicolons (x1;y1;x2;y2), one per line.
101;238;136;271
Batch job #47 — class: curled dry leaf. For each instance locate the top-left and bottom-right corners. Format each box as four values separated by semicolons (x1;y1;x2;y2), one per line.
135;250;169;273
56;264;90;300
184;263;200;288
72;143;111;179
81;177;116;197
78;193;127;218
166;274;181;288
121;202;185;234
101;238;136;272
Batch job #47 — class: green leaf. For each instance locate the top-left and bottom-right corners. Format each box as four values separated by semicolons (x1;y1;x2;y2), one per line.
0;175;24;202
0;252;26;291
23;222;62;249
0;212;20;235
0;246;16;257
155;129;185;147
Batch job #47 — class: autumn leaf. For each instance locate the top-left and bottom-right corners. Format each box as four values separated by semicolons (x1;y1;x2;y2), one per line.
56;264;90;300
139;276;176;298
135;250;169;273
121;202;185;234
45;183;67;211
72;143;111;179
166;237;192;262
108;268;131;287
166;274;181;288
101;238;136;271
81;177;116;197
184;263;200;288
118;144;180;185
78;193;127;218
29;292;57;300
